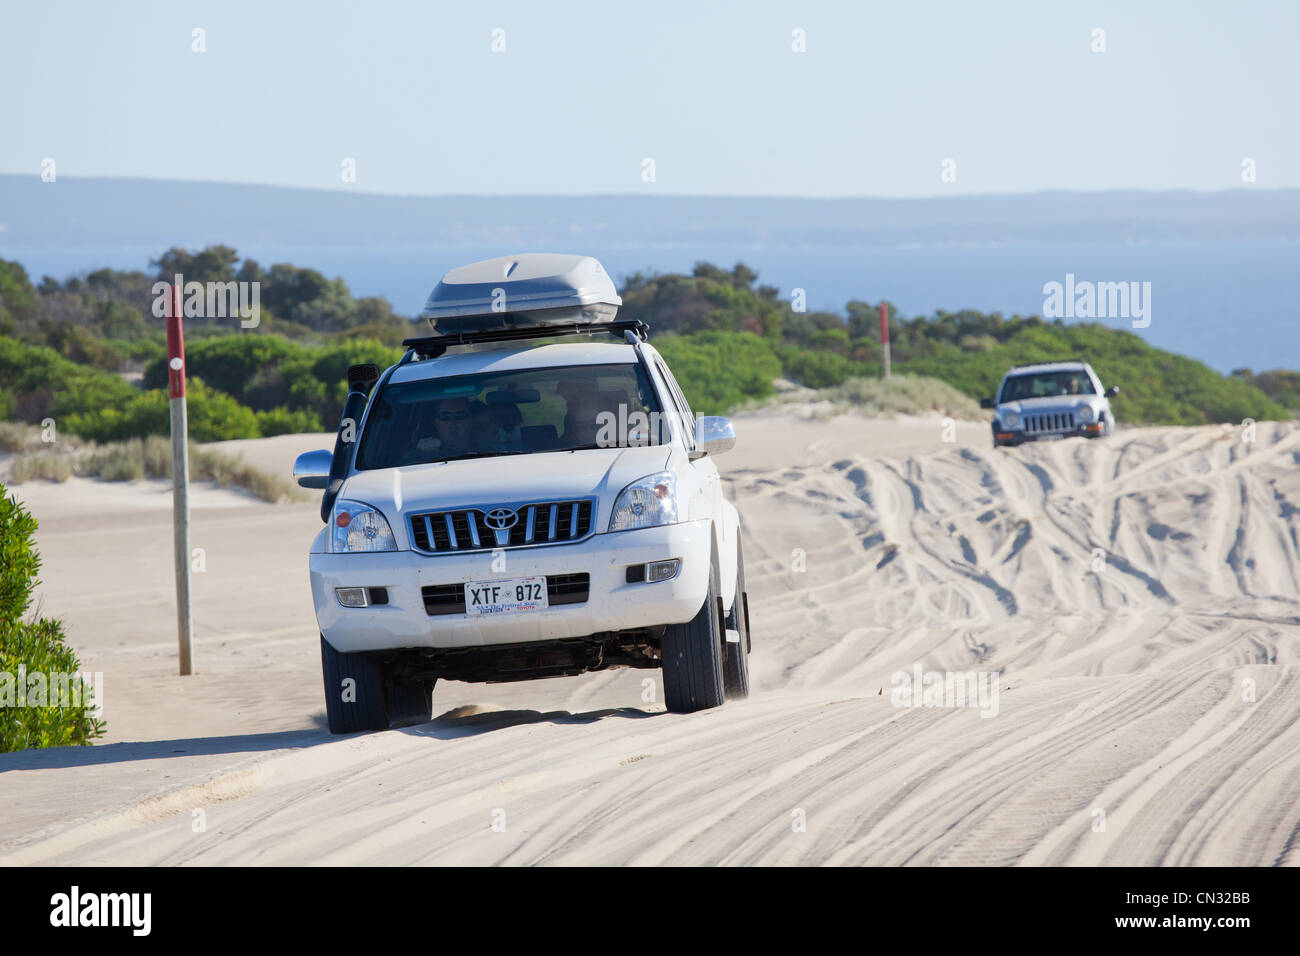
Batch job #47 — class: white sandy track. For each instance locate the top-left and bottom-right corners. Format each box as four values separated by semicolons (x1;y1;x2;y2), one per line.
2;416;1298;865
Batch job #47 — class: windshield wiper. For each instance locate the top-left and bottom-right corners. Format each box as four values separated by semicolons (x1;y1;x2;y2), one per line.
430;450;526;464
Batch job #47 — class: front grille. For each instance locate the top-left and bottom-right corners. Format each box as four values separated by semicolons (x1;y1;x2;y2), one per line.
1023;411;1076;434
409;499;594;553
422;573;590;616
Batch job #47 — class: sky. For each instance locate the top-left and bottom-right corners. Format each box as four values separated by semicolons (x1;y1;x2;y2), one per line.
1;0;1296;197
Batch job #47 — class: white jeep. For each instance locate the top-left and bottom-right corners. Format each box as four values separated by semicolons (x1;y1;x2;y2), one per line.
293;254;752;733
980;360;1120;448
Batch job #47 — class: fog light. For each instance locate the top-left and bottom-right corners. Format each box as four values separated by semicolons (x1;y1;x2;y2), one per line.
646;559;681;583
336;587;368;608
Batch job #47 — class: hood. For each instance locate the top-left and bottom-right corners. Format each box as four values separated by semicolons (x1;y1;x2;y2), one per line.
997;394;1102;416
338;444;671;546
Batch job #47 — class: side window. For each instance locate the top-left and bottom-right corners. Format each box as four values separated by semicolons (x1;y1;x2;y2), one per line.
652;357;695;449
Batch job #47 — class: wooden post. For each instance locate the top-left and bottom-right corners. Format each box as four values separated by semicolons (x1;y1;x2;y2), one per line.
167;284;194;676
879;302;891;378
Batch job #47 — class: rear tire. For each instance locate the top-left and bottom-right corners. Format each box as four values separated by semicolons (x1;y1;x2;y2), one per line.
661;558;726;713
319;634;433;734
722;544;751;700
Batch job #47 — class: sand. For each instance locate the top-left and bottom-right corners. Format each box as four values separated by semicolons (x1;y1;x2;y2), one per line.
2;413;1298;865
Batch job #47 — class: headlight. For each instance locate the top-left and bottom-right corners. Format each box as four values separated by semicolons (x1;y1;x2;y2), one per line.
1078;405;1094;423
609;471;679;532
1003;411;1020;428
332;501;397;552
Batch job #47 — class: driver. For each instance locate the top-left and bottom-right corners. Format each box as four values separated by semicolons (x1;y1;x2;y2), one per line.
415;397;473;457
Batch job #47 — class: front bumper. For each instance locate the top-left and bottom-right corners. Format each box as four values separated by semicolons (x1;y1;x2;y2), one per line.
993;422;1104;444
310;519;712;653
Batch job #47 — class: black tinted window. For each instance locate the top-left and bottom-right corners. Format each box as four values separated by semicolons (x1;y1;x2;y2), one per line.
356;363;665;469
1000;371;1096;402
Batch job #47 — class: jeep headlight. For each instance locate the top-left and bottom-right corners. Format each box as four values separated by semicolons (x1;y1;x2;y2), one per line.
609;471;679;532
333;501;397;552
1003;411;1020;428
1078;405;1094;423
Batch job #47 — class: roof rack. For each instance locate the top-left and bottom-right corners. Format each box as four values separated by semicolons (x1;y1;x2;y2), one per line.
402;319;649;360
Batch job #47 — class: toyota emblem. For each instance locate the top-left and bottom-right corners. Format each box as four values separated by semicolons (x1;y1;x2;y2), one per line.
483;507;518;531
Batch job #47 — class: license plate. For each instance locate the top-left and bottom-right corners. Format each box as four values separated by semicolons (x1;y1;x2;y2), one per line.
464;576;549;615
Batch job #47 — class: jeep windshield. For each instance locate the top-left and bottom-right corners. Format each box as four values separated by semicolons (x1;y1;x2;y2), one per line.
356;363;670;469
999;370;1096;402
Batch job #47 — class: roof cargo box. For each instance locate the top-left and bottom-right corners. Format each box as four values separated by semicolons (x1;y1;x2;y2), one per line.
419;253;622;335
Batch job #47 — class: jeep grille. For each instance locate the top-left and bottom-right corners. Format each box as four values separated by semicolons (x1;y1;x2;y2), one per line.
1023;411;1076;434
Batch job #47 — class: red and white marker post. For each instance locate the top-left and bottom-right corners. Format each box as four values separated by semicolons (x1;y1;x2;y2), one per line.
879;302;891;378
167;284;194;675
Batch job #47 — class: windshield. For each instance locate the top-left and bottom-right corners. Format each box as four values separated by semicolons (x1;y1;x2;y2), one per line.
356;362;669;469
999;370;1096;402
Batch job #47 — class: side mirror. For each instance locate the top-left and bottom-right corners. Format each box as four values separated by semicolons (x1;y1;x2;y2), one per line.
692;416;736;457
979;397;994;409
293;449;334;489
1107;385;1120;397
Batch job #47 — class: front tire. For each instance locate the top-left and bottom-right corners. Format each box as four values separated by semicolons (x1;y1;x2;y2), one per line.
661;558;726;713
320;634;433;734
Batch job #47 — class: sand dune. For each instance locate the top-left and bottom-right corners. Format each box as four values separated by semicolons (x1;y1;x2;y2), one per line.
3;415;1298;865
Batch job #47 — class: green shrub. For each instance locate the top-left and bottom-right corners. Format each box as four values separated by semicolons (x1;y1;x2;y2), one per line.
0;616;106;751
0;487;38;623
142;335;307;404
62;377;262;442
141;335;399;430
0;486;106;751
0;339;137;425
653;331;782;415
1234;369;1300;412
777;345;871;389
256;406;324;436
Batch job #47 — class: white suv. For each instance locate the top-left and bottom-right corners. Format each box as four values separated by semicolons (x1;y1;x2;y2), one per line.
981;360;1120;448
293;254;752;733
